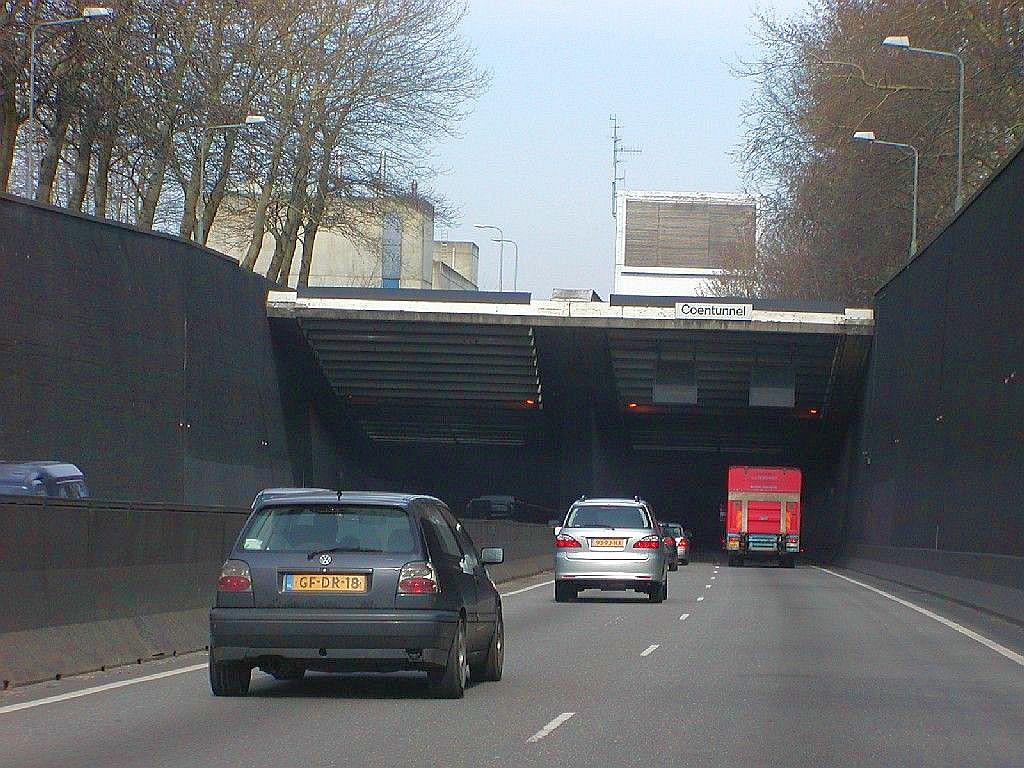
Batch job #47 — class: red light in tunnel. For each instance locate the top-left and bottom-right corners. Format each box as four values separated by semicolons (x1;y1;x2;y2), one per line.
809;408;819;415
627;402;639;409
524;399;535;406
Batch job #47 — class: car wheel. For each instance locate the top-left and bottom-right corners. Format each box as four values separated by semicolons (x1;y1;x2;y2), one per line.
648;582;665;603
428;618;469;699
554;580;576;602
669;562;679;572
209;658;251;697
680;558;689;566
476;610;504;682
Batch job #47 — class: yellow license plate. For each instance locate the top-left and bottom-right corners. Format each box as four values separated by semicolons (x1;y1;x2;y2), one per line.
591;538;625;548
285;573;367;592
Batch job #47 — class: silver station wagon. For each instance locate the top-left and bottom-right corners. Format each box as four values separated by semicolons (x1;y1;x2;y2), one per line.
552;497;668;603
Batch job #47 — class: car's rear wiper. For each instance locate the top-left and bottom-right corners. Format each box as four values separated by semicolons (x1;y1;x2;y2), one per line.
307;546;383;560
572;524;616;529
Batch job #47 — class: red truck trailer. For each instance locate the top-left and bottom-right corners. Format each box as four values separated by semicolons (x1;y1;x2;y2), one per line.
725;466;801;568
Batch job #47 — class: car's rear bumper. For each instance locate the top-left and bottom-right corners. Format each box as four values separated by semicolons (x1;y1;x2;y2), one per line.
554;551;664;586
209;608;458;669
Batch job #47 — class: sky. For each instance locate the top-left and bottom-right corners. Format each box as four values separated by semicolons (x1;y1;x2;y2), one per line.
431;0;809;297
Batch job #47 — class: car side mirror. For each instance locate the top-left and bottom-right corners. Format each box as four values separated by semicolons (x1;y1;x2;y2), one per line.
480;547;504;565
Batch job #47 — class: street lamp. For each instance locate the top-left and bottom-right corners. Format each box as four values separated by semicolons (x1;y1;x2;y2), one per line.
27;6;115;196
493;238;519;291
473;223;504;291
882;35;966;210
195;115;266;243
854;130;920;257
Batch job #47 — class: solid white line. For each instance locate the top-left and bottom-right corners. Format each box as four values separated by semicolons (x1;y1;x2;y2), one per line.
527;712;575;743
679;613;690;621
640;644;660;657
0;663;208;715
815;567;1024;668
500;579;555;597
697;596;705;602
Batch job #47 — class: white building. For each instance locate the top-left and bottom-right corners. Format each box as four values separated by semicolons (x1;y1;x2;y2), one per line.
614;191;756;297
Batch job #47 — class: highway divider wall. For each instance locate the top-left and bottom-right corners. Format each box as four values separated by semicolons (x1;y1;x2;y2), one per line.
0;496;553;688
835;544;1024;626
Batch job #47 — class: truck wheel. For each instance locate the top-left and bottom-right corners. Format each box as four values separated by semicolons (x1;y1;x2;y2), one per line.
554;580;576;602
782;557;796;569
209;659;251;697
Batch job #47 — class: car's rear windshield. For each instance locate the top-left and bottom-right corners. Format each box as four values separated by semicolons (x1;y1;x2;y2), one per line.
564;505;649;529
240;504;421;554
662;524;683;536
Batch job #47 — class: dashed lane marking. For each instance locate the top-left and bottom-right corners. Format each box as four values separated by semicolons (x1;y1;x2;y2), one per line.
527;712;576;743
640;644;660;657
816;567;1024;668
697;596;705;602
679;613;690;621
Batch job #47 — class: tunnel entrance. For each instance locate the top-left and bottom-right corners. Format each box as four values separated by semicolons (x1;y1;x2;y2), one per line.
270;289;872;555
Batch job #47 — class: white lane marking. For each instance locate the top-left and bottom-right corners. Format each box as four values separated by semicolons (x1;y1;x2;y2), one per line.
0;663;208;715
500;579;555;597
697;596;705;602
711;576;717;580
640;644;660;657
527;712;576;743
705;583;712;588
679;613;690;621
816;567;1024;668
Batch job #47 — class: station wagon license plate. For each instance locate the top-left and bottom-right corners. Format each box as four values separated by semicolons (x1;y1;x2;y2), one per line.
284;573;367;593
591;538;625;548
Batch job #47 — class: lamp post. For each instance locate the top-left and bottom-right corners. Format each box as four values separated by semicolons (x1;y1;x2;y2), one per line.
195;115;266;243
493;238;519;291
854;131;920;257
473;223;503;291
27;6;115;196
882;36;965;210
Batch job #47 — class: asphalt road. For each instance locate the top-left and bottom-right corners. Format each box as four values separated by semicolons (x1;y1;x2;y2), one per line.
3;558;1023;768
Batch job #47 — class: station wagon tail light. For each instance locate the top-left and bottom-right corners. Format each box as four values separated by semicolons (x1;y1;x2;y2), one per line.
555;533;582;548
217;560;252;592
633;535;661;549
398;561;438;594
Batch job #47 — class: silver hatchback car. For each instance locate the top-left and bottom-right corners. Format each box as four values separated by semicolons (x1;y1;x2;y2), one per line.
553;498;668;603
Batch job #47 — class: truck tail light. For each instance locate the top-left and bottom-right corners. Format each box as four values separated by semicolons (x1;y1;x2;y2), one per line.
633;535;661;549
555;533;582;548
398;561;439;594
785;534;800;551
217;560;252;592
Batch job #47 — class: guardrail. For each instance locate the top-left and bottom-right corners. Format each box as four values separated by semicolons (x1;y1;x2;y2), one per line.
0;496;552;688
837;543;1024;626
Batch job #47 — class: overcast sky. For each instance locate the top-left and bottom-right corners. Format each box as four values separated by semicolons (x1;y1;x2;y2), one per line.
431;0;809;297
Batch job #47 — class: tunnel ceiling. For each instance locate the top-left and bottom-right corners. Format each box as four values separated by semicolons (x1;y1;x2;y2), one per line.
272;292;872;451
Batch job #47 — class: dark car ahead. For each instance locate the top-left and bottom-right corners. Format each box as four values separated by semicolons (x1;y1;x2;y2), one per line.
209;489;505;699
0;461;89;498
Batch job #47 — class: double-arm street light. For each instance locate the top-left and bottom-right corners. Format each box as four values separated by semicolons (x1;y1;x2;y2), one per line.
27;6;115;196
195;115;266;243
882;36;966;210
493;238;519;291
854;130;920;257
473;223;504;291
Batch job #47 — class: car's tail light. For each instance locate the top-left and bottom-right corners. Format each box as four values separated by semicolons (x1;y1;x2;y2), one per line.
398;561;439;594
662;536;675;547
555;532;582;548
633;535;661;549
217;560;252;592
678;537;688;548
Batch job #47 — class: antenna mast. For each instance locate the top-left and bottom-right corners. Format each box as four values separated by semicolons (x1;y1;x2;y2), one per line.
610;115;642;217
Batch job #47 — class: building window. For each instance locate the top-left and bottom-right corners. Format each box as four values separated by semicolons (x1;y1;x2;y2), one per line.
382;212;402;288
